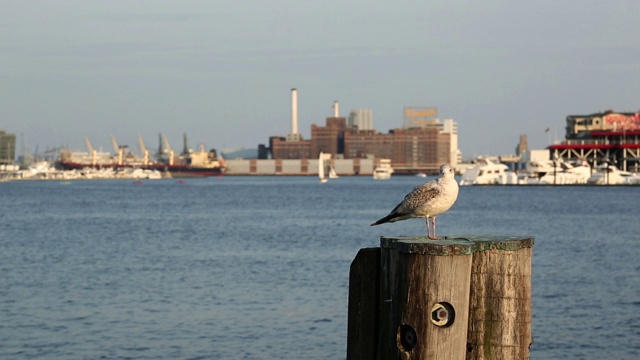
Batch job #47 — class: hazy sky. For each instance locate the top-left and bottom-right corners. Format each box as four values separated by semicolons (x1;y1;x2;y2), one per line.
1;1;639;158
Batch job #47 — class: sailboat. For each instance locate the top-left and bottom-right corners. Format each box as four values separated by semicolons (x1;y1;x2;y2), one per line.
319;152;328;183
329;166;339;179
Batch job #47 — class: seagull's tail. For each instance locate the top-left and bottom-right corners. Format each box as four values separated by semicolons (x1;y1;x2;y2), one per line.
370;213;399;226
372;202;409;226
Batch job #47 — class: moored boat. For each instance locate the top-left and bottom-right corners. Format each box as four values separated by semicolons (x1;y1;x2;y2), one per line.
459;157;515;185
373;159;394;180
521;159;591;185
587;164;640;185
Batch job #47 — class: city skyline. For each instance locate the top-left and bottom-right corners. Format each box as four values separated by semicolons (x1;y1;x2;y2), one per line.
4;105;458;160
2;1;639;158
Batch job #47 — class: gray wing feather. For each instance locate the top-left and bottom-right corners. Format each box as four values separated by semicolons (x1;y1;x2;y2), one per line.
397;180;441;213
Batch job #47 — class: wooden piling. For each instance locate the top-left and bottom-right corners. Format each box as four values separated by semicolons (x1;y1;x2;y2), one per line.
347;248;381;360
346;235;534;360
465;235;534;360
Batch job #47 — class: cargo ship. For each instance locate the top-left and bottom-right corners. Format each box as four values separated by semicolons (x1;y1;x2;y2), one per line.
56;134;226;178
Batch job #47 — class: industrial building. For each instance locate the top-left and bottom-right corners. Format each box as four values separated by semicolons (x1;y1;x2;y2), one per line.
260;89;461;175
269;137;311;160
344;127;451;174
311;117;347;158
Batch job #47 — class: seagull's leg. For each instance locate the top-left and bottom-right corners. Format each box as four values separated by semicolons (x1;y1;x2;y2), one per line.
428;216;443;240
425;217;430;238
433;217;438;239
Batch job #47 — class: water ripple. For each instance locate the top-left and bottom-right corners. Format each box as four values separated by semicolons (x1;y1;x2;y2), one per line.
1;178;639;358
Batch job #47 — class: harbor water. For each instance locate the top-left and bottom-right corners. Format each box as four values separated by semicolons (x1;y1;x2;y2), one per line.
1;177;639;359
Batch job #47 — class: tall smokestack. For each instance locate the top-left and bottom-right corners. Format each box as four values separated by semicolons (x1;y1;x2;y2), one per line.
333;100;339;117
291;88;298;135
286;88;302;141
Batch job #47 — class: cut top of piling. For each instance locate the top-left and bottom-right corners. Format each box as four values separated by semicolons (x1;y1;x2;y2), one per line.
380;235;534;256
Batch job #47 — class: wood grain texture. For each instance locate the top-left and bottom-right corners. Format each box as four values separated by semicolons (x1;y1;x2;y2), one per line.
466;246;533;360
347;236;533;360
378;239;472;359
400;252;472;359
347;248;381;360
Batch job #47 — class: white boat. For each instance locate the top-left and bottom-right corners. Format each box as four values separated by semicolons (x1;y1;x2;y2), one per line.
329;167;339;179
522;159;591;185
373;159;393;180
318;152;328;183
146;170;162;180
587;164;640;185
459;158;514;185
131;168;162;179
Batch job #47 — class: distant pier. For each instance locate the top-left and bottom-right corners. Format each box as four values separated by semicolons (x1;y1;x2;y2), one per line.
225;158;376;176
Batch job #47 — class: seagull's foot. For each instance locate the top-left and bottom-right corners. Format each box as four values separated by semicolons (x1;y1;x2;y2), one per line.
428;235;443;240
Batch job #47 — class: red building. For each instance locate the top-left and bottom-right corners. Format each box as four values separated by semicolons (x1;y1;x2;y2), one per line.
549;111;640;172
311;117;347;158
270;136;311;160
268;117;454;173
343;127;450;173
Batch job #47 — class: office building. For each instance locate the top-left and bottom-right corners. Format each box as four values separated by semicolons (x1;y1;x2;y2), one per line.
348;109;373;130
0;130;16;164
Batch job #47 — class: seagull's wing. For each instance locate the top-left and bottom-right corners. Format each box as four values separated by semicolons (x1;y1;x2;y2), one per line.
397;179;441;213
371;178;442;226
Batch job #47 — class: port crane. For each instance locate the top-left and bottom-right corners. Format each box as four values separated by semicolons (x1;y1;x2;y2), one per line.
138;134;150;166
84;136;98;166
157;133;175;165
111;135;124;165
182;133;191;156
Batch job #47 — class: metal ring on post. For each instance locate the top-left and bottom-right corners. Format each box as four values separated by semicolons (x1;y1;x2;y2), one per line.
431;302;455;327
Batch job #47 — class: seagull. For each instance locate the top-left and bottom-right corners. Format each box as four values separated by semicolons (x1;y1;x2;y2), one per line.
371;163;459;240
